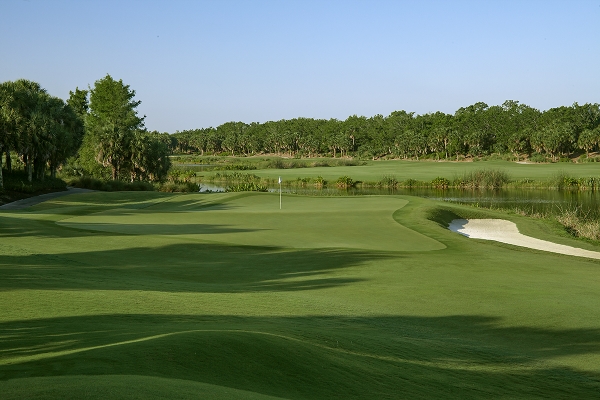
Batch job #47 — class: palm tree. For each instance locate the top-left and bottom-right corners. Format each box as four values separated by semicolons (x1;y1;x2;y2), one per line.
0;81;15;188
10;80;48;182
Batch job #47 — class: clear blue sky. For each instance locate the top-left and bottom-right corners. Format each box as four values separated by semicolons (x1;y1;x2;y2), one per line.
1;0;599;132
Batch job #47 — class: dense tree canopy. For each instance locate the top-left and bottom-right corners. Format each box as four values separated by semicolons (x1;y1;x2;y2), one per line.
0;79;84;187
1;76;172;187
172;101;600;160
76;74;171;181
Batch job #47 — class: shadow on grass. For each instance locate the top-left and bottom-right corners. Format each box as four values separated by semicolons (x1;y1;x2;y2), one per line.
13;191;250;214
0;219;263;238
0;197;240;238
0;242;388;293
57;222;267;235
1;314;599;398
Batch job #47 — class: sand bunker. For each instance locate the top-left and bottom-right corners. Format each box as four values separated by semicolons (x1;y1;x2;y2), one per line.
449;219;600;260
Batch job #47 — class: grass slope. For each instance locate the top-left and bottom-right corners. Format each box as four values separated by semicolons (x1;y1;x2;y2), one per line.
1;191;600;398
2;375;284;400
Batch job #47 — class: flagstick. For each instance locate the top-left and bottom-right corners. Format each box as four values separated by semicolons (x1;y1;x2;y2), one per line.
279;176;282;210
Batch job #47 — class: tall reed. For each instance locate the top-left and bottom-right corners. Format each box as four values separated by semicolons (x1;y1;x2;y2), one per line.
453;169;511;189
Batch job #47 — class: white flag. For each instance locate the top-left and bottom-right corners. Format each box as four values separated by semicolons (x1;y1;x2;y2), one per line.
278;176;281;184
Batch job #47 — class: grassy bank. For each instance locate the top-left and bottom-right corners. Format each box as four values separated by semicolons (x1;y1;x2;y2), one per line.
1;192;600;397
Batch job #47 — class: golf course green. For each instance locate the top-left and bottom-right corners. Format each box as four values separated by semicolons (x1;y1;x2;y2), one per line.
1;191;600;398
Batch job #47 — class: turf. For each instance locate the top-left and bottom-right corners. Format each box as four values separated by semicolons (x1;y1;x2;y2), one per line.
1;191;600;398
201;159;600;182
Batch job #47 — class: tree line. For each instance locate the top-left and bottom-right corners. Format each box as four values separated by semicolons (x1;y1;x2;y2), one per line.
0;75;172;189
172;101;600;161
4;75;599;192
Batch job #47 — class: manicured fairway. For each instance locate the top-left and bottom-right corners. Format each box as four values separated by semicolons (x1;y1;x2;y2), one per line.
1;191;600;398
202;159;600;182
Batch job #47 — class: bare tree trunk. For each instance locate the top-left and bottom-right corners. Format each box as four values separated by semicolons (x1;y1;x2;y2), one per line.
27;157;33;182
0;146;3;189
5;150;11;172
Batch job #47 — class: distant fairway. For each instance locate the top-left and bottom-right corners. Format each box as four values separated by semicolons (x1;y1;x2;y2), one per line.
201;159;600;182
1;191;600;398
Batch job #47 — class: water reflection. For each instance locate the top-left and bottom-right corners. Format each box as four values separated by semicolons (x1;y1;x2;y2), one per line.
199;183;599;217
284;187;600;217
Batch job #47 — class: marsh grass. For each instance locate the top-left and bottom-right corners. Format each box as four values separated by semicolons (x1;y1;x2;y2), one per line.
376;175;399;188
554;207;600;240
225;182;268;192
453;169;511;189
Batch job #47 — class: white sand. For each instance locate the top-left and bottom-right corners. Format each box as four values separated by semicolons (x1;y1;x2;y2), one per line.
448;219;600;260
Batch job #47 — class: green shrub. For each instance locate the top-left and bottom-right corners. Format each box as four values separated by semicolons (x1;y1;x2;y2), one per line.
529;153;547;163
168;168;197;183
551;171;579;190
402;178;419;188
68;177;157;192
578;177;600;190
431;177;450;189
580;155;600;163
2;170;67;193
157;182;198;192
335;176;355;188
378;175;398;188
313;176;326;188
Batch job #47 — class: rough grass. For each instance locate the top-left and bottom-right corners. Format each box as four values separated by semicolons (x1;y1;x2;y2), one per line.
1;192;600;398
556;209;600;241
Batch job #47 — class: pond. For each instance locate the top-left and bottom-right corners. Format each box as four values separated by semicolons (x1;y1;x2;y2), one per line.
198;183;600;218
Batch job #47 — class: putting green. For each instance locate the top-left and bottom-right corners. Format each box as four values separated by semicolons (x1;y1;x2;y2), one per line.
56;193;445;252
